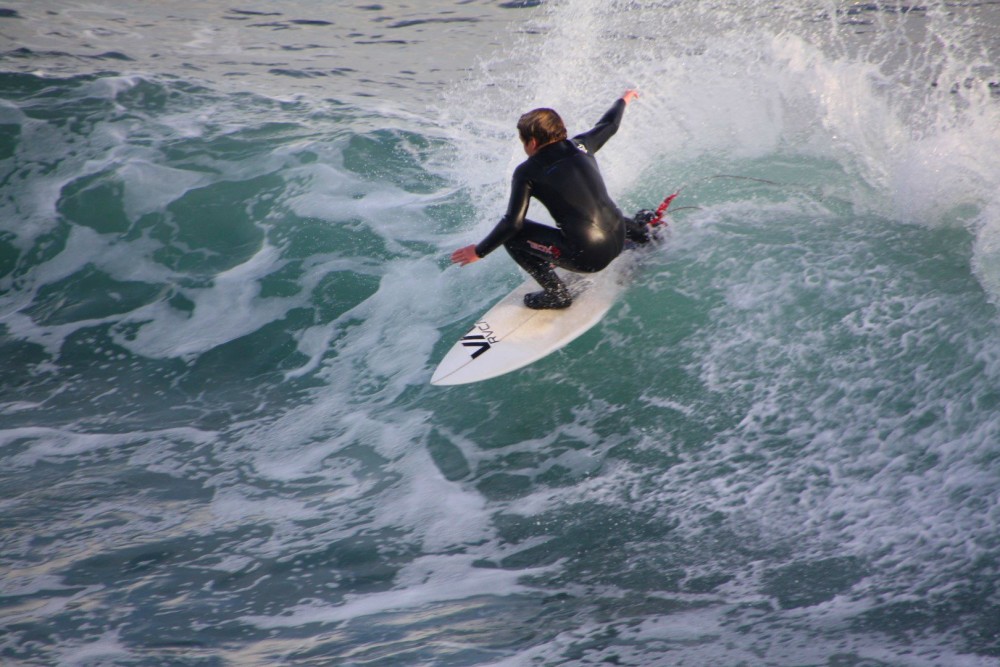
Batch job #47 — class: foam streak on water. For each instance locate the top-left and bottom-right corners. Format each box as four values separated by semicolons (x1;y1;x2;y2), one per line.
1;1;1000;665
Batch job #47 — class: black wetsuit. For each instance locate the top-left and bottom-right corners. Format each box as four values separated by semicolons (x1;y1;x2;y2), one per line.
474;99;646;294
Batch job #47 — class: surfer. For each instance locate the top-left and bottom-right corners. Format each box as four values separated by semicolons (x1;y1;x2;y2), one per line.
450;90;650;309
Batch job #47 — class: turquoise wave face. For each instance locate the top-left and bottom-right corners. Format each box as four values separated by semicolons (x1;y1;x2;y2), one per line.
0;73;461;431
2;1;1000;664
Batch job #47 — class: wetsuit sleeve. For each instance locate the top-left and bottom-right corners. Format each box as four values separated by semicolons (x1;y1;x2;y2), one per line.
571;98;626;155
475;165;533;258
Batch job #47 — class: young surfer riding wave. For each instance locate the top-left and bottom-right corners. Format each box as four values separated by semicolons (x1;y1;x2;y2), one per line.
450;89;653;309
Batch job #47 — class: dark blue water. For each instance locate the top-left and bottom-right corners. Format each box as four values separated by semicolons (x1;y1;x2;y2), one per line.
2;1;1000;665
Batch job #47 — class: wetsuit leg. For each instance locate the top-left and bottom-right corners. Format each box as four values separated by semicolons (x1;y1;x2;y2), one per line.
623;212;652;244
505;222;568;280
503;219;628;308
505;219;621;273
503;220;578;308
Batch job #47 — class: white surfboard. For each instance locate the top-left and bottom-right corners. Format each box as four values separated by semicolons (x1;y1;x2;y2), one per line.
431;257;635;386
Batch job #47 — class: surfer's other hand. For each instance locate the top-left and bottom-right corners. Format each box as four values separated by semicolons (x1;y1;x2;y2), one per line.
451;244;480;266
622;89;639;105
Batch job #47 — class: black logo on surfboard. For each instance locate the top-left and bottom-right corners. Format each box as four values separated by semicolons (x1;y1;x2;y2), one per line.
461;334;491;359
462;321;498;359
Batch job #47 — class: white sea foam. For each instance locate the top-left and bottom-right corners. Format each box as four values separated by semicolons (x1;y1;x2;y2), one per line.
115;244;289;358
244;554;548;629
56;630;131;667
118;159;211;221
1;425;218;469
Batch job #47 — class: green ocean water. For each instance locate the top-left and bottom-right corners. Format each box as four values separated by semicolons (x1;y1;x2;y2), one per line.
2;1;1000;665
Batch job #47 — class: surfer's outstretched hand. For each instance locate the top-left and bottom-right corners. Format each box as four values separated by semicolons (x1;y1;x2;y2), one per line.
451;244;480;266
622;89;639;105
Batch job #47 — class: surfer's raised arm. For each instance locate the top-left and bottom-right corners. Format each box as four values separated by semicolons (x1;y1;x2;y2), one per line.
572;90;639;155
450;91;654;310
